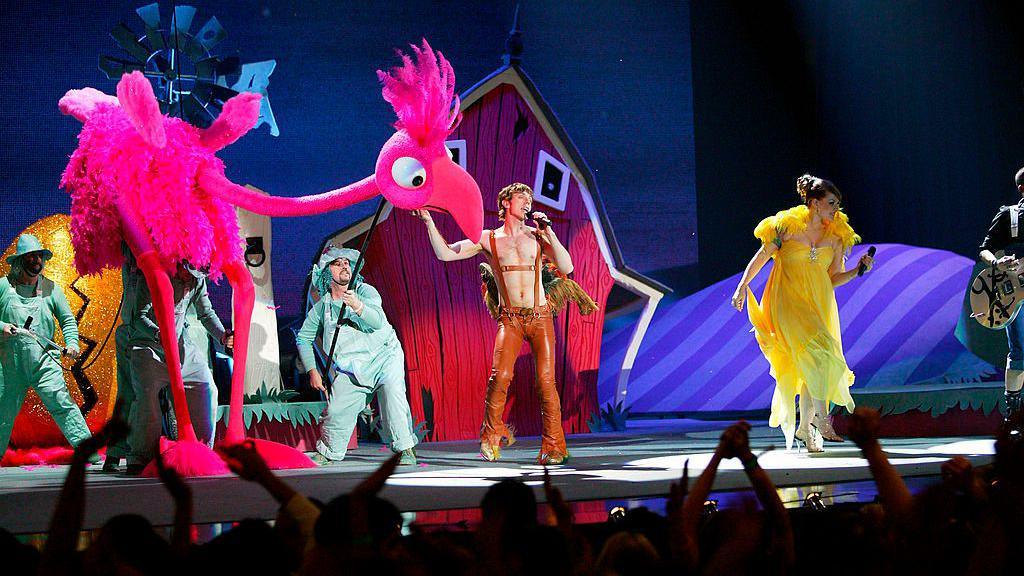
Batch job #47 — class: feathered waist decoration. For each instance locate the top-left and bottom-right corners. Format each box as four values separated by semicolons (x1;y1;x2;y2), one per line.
478;261;598;320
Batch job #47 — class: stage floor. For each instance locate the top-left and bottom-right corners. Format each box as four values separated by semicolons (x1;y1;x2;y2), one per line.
0;420;996;534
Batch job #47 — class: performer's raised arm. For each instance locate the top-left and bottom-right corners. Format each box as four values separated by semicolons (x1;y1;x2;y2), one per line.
412;209;484;261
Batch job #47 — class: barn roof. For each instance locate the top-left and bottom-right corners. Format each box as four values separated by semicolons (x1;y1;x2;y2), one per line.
459;64;670;296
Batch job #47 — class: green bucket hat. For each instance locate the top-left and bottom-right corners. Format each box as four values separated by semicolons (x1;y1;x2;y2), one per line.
311;246;364;295
6;234;54;266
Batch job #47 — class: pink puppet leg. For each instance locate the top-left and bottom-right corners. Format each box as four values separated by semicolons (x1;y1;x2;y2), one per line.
221;260;254;444
116;209;198;443
221;260;315;469
118;203;228;476
134;252;197;443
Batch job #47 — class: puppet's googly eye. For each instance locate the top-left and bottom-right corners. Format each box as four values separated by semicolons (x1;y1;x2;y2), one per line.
392;157;426;189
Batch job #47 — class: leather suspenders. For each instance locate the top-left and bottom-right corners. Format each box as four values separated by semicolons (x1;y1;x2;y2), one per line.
488;230;543;309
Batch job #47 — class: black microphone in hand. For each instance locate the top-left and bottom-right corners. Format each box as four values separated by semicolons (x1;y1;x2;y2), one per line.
528;210;549;230
858;246;876;277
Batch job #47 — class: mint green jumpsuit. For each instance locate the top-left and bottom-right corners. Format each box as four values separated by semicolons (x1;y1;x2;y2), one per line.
296;283;417;461
0;274;91;454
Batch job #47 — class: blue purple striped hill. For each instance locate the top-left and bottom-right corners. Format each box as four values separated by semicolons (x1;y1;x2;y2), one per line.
600;244;995;414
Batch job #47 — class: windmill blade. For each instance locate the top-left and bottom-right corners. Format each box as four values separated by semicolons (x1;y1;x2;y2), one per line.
183;92;218;127
99;55;145;79
194;57;217;81
185;37;208;62
144;25;166;51
171;5;196;35
136;3;161;28
110;23;151;63
170;5;196;58
208;83;240;105
216;56;240;78
194;16;226;51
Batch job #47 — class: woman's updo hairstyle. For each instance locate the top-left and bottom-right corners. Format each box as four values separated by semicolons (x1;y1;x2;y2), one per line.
796;174;841;205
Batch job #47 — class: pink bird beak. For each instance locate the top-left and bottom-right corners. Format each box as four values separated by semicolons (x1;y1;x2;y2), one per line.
424;156;483;243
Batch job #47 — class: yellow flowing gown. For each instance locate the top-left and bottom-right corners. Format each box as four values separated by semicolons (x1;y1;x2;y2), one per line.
744;205;860;449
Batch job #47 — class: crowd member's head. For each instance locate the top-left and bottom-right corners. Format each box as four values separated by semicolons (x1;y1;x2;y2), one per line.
595;531;661;576
0;527;40;576
314;493;403;551
995;420;1024;484
480;478;537;529
392;531;477;576
500;525;571;576
197;518;295;576
81;514;174;576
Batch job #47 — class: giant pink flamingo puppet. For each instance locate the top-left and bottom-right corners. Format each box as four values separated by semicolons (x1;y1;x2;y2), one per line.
59;41;482;476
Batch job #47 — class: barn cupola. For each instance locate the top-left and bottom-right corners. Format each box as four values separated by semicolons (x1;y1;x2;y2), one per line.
503;4;523;67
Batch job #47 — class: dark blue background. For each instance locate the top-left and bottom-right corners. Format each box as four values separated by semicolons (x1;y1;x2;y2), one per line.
0;1;695;318
692;1;1024;285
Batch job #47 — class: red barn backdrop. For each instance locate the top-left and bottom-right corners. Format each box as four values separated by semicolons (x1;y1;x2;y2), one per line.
318;63;666;442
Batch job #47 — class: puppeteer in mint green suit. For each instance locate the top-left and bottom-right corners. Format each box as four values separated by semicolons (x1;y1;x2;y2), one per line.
120;249;226;468
105;246;223;469
296;248;418;462
0;234;91;456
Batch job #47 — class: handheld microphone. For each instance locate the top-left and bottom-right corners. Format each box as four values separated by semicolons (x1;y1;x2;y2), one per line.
528;210;549;230
858;246;877;277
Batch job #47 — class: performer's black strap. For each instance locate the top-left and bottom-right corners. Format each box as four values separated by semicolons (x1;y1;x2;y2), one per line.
323;198;387;393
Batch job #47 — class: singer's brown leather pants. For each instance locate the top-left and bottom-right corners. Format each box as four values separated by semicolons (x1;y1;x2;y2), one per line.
481;305;567;460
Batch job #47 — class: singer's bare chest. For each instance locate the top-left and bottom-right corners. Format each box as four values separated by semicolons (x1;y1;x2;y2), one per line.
490;231;541;267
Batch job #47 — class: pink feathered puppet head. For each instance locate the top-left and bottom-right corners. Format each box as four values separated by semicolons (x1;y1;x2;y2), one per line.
374;40;482;242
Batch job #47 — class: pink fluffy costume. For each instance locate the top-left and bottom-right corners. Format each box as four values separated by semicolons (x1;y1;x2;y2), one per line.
58;40;482;476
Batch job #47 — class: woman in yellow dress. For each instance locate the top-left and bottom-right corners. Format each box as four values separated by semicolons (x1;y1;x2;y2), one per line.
730;175;874;453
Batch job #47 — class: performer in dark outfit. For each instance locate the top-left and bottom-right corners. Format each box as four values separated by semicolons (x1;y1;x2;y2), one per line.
979;166;1024;426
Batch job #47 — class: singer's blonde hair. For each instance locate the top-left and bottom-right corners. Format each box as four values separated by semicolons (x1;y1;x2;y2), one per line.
497;183;533;221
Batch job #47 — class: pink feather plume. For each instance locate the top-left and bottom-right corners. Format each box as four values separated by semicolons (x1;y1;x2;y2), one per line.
377;39;461;146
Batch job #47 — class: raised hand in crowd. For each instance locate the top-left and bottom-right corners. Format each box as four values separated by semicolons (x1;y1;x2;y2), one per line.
40;409;129;576
217;440;297;505
848;407;913;519
847;405;881;449
667;459;698;572
543;467;594;574
941;456;987;501
155;451;193;555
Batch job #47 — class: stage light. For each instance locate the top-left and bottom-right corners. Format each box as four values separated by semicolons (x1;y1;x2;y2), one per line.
608;506;627;523
702;499;719;519
803;492;826;511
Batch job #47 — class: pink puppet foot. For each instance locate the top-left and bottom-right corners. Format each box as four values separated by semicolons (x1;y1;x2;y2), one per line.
1;447;76;467
218;438;316;470
141;437;230;478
